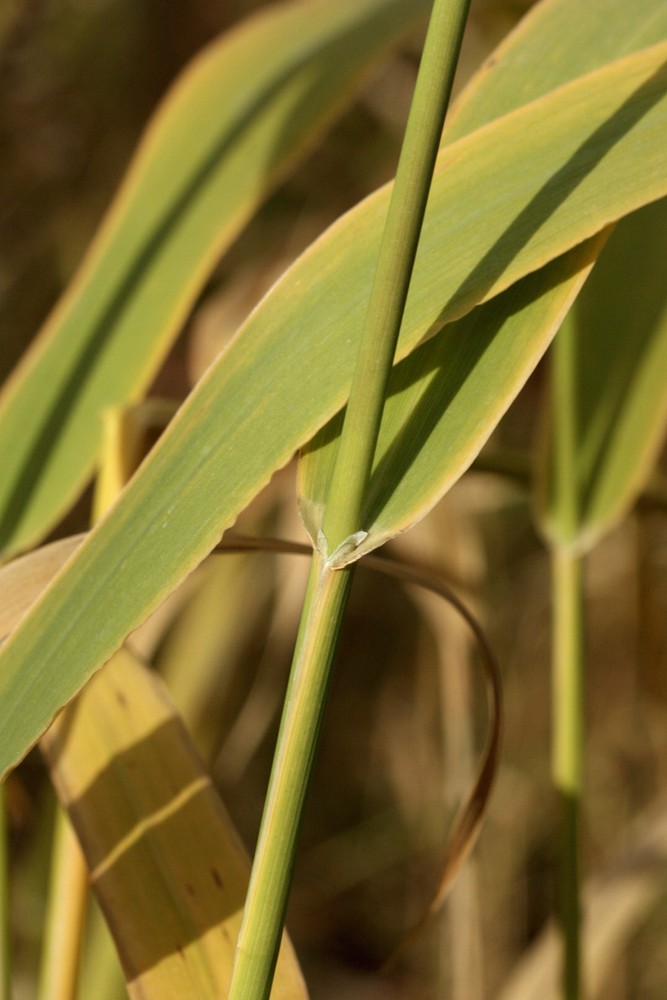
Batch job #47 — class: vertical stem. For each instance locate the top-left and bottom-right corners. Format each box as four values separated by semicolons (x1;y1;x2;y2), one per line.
322;0;471;551
37;409;144;1000
230;556;354;1000
552;312;579;540
550;303;584;999
230;3;473;995
37;811;88;1000
552;547;584;1000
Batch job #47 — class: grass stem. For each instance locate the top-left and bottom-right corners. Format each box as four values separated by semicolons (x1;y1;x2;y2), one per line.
37;810;88;1000
552;547;584;1000
322;0;472;551
550;301;585;999
230;556;353;999
229;1;472;995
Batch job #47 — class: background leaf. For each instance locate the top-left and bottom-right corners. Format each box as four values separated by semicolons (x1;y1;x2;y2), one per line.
535;197;667;551
40;648;308;1000
0;536;83;646
298;239;606;555
0;0;429;558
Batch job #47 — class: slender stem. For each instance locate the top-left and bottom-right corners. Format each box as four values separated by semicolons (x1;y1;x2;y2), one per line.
550;302;585;1000
0;785;10;1000
322;0;472;552
37;810;88;1000
552;310;579;540
552;547;584;1000
229;3;472;995
230;556;354;999
37;409;136;1000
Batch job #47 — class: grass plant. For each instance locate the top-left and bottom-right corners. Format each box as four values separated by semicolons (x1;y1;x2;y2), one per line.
0;0;666;997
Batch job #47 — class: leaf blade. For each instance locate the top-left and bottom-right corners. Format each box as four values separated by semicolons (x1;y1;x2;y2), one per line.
536;197;667;550
446;0;667;142
40;648;308;1000
0;0;430;557
298;237;607;555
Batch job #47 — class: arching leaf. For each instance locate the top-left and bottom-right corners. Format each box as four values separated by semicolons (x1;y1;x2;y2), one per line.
0;0;430;558
536;198;667;551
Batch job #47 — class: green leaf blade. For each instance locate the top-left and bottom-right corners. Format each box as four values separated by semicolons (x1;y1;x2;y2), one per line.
446;0;667;143
0;0;430;558
537;198;667;550
299;238;607;555
302;0;667;555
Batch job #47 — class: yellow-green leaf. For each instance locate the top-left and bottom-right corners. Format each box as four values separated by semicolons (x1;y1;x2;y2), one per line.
298;238;606;555
40;647;308;1000
536;197;667;551
445;0;667;143
447;0;667;556
0;0;430;558
1;42;667;777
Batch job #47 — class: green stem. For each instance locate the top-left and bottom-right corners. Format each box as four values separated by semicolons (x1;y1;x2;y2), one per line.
552;310;579;540
552;547;584;1000
229;2;472;996
230;556;353;999
322;0;472;551
550;300;584;1000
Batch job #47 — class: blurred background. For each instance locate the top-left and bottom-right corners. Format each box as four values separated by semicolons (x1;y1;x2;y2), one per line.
2;1;667;998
